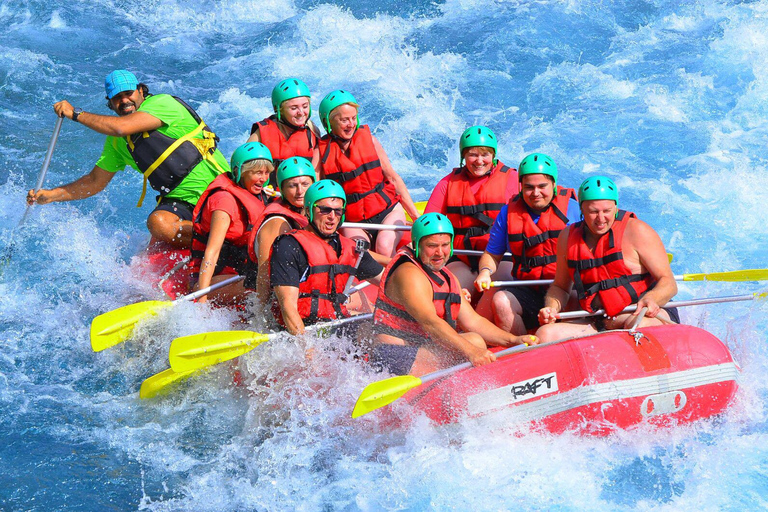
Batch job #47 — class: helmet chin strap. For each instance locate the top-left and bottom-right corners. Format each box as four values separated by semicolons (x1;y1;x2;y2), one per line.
330;126;357;143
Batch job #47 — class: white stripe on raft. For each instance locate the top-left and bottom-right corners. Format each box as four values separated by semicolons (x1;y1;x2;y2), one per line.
466;361;740;421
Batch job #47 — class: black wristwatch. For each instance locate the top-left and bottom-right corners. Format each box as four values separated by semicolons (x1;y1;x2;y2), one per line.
72;107;84;122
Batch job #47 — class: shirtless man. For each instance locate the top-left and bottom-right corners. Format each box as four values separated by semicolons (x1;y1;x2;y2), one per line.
536;176;678;343
370;212;537;376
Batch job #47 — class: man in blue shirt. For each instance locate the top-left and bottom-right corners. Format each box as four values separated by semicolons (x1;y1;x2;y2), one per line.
473;153;579;334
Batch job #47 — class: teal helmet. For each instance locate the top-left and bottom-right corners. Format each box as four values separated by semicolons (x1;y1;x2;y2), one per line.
230;142;273;184
578;176;618;206
518;153;558;188
304;179;347;223
411;212;454;258
276;157;316;189
271;78;311;122
459;126;498;165
318;89;359;134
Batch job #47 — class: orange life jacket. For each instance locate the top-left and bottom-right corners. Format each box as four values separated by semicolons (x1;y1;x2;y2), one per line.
252;116;317;169
372;248;463;344
566;210;656;317
247;200;309;269
274;229;359;325
444;161;515;265
191;174;269;276
318;125;399;222
507;186;576;281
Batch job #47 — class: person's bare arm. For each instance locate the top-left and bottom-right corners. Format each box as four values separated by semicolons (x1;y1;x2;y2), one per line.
388;262;493;364
539;228;573;325
54;100;162;137
27;165;115;205
274;285;305;335
194;210;231;303
474;251;504;292
255;218;291;304
372;136;420;220
626;218;678;319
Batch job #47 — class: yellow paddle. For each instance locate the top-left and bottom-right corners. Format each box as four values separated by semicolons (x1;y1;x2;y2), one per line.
352;291;767;418
488;268;768;289
169;312;374;373
139;367;197;399
90;275;244;352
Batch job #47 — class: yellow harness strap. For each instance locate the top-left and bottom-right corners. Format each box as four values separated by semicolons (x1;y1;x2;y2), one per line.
135;121;210;207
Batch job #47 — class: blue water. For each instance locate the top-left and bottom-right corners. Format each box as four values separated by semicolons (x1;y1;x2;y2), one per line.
2;0;768;509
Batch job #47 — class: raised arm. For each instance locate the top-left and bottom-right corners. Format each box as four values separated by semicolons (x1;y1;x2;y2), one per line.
54;100;162;137
372;136;420;220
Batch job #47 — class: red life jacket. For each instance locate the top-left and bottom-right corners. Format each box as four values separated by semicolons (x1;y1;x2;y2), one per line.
274;229;359;325
566;210;656;317
444;161;515;265
246;200;309;263
507;186;576;281
191;174;269;276
372;248;463;344
251;116;317;169
318;125;399;222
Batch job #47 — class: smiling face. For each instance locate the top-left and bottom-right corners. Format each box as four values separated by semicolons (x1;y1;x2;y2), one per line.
521;174;556;212
462;147;495;177
329;104;358;140
581;199;618;237
310;197;345;237
109;88;145;116
279;96;310;127
281;175;314;208
417;233;452;272
239;160;272;196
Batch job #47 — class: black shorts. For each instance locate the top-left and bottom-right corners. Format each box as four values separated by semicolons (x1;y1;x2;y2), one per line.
370;343;419;376
504;286;547;331
593;306;681;332
353;201;398;247
153;197;195;222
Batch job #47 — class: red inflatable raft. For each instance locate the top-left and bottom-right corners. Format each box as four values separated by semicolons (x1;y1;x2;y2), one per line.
402;324;739;436
141;245;192;299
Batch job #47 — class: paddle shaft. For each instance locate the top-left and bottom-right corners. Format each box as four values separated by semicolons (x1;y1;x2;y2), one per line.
557;293;761;320
181;275;244;302
20;116;64;225
492;270;768;288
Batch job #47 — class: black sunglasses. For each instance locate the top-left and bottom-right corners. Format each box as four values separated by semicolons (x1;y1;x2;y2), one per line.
315;205;346;217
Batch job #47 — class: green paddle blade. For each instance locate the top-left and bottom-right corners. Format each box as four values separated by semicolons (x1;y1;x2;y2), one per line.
169;331;271;373
90;300;173;352
139;367;196;399
351;374;423;418
682;269;768;282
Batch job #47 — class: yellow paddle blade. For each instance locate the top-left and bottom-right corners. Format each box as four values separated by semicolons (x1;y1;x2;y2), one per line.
351;374;422;418
682;269;768;282
667;253;673;263
169;331;271;373
90;300;173;352
405;201;427;222
139;367;196;399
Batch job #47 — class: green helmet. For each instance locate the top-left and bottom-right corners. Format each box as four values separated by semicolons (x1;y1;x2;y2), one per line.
578;175;618;205
304;179;347;223
318;89;359;133
271;78;311;122
230;142;273;184
518;153;558;188
411;212;454;258
276;157;316;189
459;126;498;165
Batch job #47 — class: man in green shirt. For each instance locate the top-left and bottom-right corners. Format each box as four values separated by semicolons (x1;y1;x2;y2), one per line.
27;70;229;247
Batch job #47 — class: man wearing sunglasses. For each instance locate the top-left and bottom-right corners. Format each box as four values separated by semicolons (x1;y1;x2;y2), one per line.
270;180;384;334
